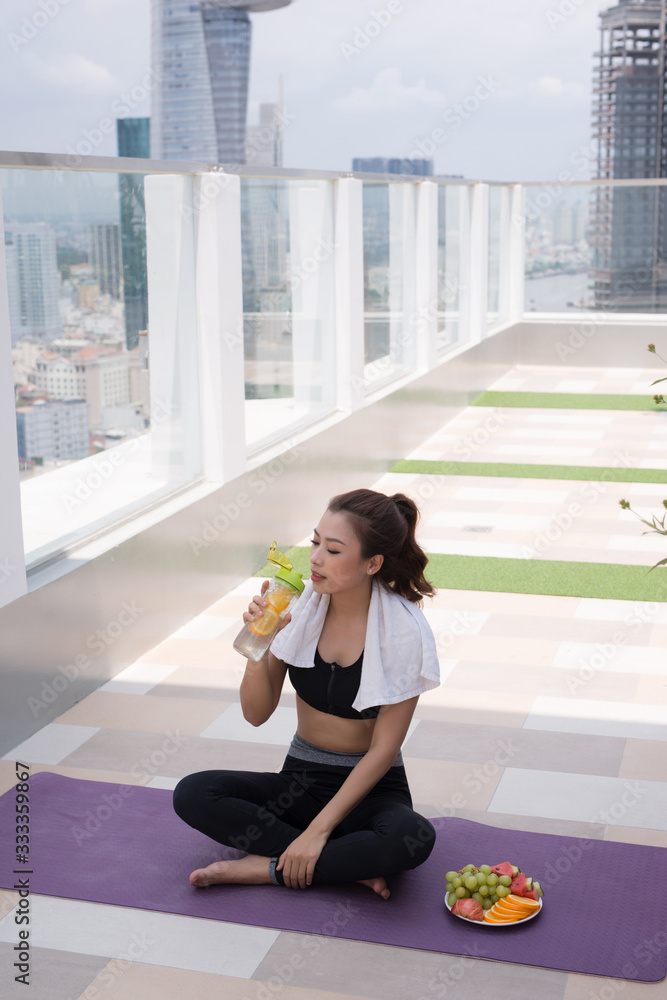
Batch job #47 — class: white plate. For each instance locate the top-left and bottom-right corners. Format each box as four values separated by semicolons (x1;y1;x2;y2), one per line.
444;893;543;927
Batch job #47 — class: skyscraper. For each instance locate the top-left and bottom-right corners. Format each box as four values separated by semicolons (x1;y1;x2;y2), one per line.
117;118;150;159
591;0;667;309
352;158;434;176
117;118;150;351
89;224;123;300
5;223;61;344
150;0;293;164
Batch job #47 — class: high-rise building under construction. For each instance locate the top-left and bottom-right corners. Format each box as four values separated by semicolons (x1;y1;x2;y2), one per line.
592;0;667;310
150;0;293;164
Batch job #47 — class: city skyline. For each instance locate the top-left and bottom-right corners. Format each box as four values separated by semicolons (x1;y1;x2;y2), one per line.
2;0;615;182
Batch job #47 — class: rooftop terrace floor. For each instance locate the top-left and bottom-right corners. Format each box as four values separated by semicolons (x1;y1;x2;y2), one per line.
1;363;666;999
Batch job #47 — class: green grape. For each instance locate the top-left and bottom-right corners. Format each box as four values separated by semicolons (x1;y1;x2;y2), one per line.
496;885;509;898
446;871;458;882
472;892;483;903
464;876;478;891
478;884;489;897
482;897;494;910
452;877;462;889
498;875;512;887
461;864;476;873
455;886;467;898
446;882;454;893
479;864;492;876
489;892;498;904
447;892;457;907
475;873;487;886
486;873;498;886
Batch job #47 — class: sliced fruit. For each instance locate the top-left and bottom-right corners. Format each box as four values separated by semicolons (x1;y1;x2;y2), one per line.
509;872;529;896
533;880;544;898
489;862;515;878
484;911;524;924
249;607;279;636
267;587;293;613
493;898;533;915
506;893;540;909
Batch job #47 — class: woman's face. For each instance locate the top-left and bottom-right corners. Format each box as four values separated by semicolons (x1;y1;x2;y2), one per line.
309;509;382;595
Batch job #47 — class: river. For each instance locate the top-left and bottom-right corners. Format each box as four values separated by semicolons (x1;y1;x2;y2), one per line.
524;272;592;312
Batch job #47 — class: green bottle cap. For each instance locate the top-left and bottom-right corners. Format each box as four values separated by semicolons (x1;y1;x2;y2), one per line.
274;565;305;593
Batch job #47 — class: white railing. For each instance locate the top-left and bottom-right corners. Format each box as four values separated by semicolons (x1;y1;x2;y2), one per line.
2;151;667;604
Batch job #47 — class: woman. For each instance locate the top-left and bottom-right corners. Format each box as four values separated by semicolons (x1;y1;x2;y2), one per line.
173;488;441;900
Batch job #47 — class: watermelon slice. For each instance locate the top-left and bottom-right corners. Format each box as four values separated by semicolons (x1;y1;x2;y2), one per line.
509;872;529;896
523;889;539;901
490;862;515;878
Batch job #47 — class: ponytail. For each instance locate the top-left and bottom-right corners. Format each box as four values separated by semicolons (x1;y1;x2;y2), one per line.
327;488;435;604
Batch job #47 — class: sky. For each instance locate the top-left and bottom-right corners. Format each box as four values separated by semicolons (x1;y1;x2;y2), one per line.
0;0;614;182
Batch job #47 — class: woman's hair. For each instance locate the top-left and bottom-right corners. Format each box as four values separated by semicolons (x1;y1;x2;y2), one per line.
326;488;435;604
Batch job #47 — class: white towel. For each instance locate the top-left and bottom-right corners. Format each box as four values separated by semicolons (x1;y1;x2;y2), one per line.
270;576;441;713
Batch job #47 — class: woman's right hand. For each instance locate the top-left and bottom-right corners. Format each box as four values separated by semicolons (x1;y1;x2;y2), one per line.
243;580;292;632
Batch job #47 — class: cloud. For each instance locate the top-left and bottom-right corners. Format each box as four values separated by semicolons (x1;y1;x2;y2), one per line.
532;75;587;102
21;52;118;95
330;68;448;114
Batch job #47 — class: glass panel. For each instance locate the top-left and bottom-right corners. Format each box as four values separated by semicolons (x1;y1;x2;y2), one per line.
524;184;592;313
487;185;510;327
3;166;201;567
241;177;336;451
436;185;465;355
362;181;416;392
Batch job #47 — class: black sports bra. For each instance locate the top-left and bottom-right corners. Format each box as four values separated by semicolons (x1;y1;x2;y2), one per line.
287;647;380;720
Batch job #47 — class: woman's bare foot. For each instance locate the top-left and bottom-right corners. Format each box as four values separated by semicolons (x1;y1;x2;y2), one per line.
189;854;272;887
356;876;390;899
189;856;391;898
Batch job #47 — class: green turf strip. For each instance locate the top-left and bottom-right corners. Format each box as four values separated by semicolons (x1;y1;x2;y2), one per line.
256;548;666;601
473;391;667;411
390;459;667;484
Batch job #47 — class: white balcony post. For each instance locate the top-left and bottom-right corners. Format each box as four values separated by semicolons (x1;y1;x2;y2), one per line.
334;177;365;411
415;180;438;370
508;183;526;323
193;171;246;482
497;186;511;323
0;176;27;608
288;179;336;412
467;182;489;346
144;174;201;484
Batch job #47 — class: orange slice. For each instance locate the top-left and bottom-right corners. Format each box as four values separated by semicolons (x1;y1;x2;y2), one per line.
492;903;532;920
506;893;540;909
493;898;531;913
484;911;523;924
267;587;293;613
249;608;279;636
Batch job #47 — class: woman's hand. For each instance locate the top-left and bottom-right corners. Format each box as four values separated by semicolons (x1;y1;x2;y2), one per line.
243;580;292;633
276;829;329;888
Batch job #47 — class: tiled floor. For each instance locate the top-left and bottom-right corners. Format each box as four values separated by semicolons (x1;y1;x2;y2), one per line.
1;364;666;1000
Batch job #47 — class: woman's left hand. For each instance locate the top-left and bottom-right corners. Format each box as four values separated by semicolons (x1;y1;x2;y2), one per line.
277;829;329;888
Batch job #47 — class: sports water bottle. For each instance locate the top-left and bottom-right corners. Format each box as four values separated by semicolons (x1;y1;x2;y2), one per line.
233;542;304;662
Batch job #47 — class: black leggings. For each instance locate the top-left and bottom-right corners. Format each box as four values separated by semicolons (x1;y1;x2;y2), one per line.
173;753;436;886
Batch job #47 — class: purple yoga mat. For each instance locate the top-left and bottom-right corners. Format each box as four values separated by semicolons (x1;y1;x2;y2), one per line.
1;772;665;982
